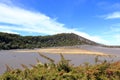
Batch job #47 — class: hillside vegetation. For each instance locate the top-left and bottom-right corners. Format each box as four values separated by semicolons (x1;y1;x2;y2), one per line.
0;53;120;80
0;32;98;50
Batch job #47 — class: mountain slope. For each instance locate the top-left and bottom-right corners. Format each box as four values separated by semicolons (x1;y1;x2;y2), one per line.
0;32;99;50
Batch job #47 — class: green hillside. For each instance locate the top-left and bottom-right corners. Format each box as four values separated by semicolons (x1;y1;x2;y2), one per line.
0;32;98;50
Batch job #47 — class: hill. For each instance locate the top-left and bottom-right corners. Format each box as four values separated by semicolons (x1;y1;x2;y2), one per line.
0;32;99;50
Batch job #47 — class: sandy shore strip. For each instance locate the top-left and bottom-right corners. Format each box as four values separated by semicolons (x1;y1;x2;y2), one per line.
14;48;110;56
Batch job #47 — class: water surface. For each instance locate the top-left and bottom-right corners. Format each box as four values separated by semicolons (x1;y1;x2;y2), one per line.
0;46;120;74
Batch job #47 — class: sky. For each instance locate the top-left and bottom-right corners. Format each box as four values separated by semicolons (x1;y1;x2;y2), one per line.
0;0;120;45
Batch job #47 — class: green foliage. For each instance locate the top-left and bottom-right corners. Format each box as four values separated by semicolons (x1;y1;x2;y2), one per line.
0;32;98;50
57;54;71;72
0;54;120;80
0;73;18;80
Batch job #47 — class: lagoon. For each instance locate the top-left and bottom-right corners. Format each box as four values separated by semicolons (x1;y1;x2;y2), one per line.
0;45;120;74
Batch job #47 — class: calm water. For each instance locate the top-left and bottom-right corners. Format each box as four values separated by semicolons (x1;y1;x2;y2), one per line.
0;46;120;74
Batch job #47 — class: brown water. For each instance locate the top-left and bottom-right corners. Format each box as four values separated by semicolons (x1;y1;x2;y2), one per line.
0;46;120;74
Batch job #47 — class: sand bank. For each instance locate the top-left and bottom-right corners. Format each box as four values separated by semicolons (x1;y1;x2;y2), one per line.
15;48;109;56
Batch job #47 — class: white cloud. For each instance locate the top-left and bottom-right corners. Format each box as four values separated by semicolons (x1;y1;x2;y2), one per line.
104;12;120;19
110;23;120;33
109;25;120;45
72;31;108;44
0;3;71;34
0;30;19;34
111;27;120;32
102;25;120;45
114;34;120;42
0;3;109;45
107;34;120;46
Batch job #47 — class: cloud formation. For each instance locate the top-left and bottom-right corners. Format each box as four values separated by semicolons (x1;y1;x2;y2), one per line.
0;2;108;44
103;24;120;45
0;3;71;34
103;12;120;19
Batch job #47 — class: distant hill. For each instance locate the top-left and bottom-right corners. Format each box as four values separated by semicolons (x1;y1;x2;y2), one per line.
0;32;100;50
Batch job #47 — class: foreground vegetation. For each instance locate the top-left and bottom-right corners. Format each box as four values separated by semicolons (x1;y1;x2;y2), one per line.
0;32;98;50
0;53;120;80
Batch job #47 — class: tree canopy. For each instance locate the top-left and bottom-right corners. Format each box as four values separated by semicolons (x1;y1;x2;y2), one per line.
0;32;98;50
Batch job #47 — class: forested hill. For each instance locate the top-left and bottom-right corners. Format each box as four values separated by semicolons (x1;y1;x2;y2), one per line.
0;32;99;50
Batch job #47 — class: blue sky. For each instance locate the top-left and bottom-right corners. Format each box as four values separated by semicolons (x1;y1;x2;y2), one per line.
0;0;120;45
